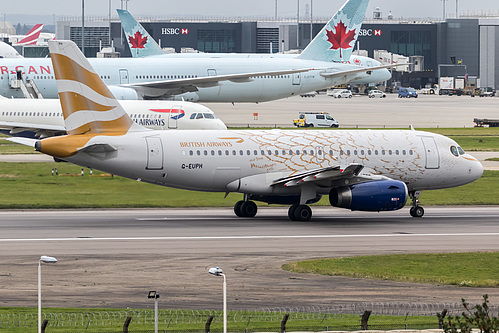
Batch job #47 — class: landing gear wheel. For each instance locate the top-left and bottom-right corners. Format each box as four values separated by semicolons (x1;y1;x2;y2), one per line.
293;205;312;221
288;204;299;221
234;200;244;217
240;201;257;217
410;206;424;218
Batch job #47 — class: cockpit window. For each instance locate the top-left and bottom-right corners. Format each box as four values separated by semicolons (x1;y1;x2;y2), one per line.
196;113;204;119
450;146;459;157
190;113;196;119
203;113;215;119
458;146;465;155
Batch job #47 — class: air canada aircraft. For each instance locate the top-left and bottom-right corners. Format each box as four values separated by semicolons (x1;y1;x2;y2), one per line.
0;97;226;138
118;7;394;87
10;41;484;221
0;0;397;102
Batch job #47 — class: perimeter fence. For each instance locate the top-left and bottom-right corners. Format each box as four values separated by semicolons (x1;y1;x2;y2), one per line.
1;302;498;331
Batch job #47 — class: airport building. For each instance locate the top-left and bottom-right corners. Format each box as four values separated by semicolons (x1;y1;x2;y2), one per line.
55;13;499;89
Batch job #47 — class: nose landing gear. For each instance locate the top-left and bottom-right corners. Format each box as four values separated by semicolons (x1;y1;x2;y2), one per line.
409;191;424;218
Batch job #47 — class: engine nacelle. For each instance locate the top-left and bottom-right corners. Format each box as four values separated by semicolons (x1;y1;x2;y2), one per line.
329;180;408;212
108;86;139;100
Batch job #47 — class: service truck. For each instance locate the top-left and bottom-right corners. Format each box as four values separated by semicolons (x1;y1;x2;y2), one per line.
438;77;465;96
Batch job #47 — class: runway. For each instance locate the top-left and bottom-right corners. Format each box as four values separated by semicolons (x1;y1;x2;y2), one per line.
1;207;498;309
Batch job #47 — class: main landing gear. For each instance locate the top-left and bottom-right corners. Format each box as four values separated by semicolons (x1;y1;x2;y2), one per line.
234;200;258;218
288;203;312;221
409;191;424;218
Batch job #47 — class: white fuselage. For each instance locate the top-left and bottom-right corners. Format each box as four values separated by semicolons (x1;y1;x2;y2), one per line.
0;99;226;138
62;129;483;194
0;55;390;102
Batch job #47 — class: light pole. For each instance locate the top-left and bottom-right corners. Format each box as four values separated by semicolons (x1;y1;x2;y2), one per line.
38;256;57;333
208;267;226;333
147;291;160;333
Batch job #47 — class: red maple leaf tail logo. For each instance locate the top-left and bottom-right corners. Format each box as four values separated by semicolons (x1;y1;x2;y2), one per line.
325;21;357;58
128;31;148;52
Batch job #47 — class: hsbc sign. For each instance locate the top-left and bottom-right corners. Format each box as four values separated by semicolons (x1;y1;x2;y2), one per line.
162;28;190;35
359;29;382;37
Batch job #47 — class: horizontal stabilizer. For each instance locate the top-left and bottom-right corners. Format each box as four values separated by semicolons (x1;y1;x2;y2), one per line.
7;137;38;147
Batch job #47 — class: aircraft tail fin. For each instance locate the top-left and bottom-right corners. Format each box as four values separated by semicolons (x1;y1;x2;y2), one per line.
117;9;165;57
48;40;142;136
297;0;369;62
15;24;43;46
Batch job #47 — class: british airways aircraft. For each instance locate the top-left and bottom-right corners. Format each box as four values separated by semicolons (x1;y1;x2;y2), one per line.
0;0;394;102
11;40;483;221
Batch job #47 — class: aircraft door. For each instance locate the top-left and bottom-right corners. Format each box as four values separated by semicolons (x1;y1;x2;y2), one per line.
421;136;440;169
168;106;182;129
145;136;164;170
207;69;217;76
119;69;129;84
292;73;301;85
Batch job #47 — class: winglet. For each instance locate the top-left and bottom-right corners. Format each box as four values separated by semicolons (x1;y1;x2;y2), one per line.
117;9;165;57
48;40;142;135
297;0;369;62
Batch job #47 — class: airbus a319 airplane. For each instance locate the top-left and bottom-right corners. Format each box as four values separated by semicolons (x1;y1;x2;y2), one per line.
11;41;483;221
0;97;226;138
0;0;396;102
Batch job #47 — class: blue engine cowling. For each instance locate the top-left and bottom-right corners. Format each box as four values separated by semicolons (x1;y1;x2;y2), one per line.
329;180;408;212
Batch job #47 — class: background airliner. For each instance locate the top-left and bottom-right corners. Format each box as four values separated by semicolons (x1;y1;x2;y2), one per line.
0;0;396;102
0;97;226;138
11;41;483;221
118;7;394;87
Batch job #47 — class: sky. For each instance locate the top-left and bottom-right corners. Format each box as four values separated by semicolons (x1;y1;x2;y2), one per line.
2;0;499;21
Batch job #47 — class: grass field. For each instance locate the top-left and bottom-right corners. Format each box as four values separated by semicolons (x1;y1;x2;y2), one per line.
282;252;499;287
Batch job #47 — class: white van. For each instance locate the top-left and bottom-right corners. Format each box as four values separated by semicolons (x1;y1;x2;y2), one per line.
293;112;339;128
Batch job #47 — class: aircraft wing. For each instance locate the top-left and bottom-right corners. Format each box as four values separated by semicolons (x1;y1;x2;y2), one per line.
123;68;314;97
271;164;364;187
0;121;66;138
320;63;409;78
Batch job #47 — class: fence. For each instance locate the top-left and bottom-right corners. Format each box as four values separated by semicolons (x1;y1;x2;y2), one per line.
0;302;497;331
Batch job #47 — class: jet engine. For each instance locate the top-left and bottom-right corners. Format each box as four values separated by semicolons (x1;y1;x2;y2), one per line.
329;180;408;212
108;86;139;100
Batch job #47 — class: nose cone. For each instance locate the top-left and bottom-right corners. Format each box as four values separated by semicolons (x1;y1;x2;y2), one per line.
379;68;391;81
461;153;484;185
216;120;228;130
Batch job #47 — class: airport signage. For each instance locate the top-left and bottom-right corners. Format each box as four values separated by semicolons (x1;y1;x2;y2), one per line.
359;29;382;37
161;28;190;35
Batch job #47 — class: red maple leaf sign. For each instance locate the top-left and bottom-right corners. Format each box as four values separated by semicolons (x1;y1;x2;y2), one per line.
128;31;148;50
326;21;357;58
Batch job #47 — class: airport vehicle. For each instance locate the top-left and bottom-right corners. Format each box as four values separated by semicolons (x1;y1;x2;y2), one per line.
117;8;396;87
10;41;483;221
398;87;418;98
438;77;465;96
368;90;386;98
0;97;226;138
293;112;339;128
479;87;496;97
0;0;397;102
331;89;353;98
474;118;499;127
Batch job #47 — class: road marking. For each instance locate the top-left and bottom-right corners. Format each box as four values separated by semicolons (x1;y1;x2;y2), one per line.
1;232;498;242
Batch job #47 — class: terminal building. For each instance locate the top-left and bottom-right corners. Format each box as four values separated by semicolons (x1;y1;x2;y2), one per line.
55;11;499;90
